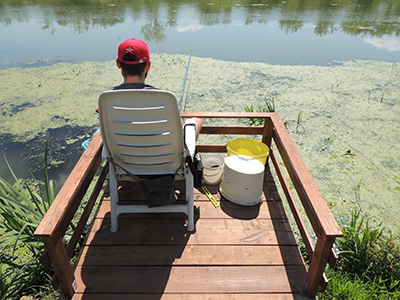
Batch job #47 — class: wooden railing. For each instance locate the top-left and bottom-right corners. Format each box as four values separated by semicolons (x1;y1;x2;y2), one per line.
34;112;342;298
34;132;107;297
182;112;343;297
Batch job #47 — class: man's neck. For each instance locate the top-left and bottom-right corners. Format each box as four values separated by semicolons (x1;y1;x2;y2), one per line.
124;75;145;84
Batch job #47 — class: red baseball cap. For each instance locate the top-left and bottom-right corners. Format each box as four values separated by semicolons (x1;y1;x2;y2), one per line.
117;38;150;64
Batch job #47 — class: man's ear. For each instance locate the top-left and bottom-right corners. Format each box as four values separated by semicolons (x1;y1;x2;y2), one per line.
116;58;121;69
146;60;151;71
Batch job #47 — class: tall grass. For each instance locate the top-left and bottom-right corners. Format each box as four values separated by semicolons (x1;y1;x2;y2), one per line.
321;268;400;300
319;209;400;299
0;142;55;299
244;97;275;125
336;209;400;287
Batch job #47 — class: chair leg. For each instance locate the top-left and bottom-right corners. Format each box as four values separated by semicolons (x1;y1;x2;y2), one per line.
186;171;195;232
109;170;119;233
187;198;194;232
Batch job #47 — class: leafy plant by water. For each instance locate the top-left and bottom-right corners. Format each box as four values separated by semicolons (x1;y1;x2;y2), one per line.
336;210;385;277
244;97;275;126
336;209;400;287
0;142;55;299
319;209;400;299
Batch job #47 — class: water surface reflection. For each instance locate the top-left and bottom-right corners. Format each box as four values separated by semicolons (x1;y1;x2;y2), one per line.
1;0;400;67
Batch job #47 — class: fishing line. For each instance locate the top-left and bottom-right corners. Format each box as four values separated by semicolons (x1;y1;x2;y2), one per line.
178;46;194;111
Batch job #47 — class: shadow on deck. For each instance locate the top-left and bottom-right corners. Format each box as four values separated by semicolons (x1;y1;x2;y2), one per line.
35;112;342;299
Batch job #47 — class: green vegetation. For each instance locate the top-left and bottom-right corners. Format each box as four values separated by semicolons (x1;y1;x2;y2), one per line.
0;140;103;300
244;97;275;125
319;209;400;299
244;100;305;133
295;111;302;133
0;143;56;300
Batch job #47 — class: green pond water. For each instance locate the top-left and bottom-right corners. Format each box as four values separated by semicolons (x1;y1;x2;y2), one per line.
0;54;399;235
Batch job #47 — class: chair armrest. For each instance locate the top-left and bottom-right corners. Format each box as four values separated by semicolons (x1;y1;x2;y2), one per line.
184;119;196;159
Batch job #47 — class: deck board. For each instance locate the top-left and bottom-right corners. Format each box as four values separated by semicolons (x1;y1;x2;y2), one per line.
69;167;313;299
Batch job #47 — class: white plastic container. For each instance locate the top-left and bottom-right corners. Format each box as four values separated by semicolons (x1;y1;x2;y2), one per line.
220;155;265;206
202;154;224;185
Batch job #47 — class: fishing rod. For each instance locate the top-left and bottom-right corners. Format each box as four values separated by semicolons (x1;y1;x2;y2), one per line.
178;47;194;111
182;81;191;112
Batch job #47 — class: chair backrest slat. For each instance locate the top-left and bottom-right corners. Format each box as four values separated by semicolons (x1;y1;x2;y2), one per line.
113;118;168;125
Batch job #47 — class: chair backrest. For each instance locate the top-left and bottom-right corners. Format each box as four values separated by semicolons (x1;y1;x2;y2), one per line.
99;89;184;175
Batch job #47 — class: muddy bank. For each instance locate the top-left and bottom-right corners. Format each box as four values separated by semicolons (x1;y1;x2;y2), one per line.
0;54;399;234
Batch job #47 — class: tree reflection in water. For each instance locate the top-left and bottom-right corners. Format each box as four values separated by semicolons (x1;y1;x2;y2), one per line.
0;0;399;39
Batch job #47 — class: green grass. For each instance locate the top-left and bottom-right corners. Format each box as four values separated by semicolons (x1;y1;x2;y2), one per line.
320;268;400;300
319;209;400;299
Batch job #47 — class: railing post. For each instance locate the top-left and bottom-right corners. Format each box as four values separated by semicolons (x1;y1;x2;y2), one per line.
262;116;274;148
42;235;76;297
306;233;336;297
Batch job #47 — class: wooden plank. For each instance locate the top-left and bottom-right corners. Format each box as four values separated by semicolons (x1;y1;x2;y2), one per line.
42;236;75;297
65;293;313;300
83;217;298;247
197;144;226;153
73;265;308;294
181;112;276;119
262;116;274;147
306;234;335;297
105;164;278;192
96;197;287;220
200;126;264;135
76;245;304;266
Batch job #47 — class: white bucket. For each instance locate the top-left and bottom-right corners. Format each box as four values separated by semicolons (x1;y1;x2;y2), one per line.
220;155;265;206
202;154;224;185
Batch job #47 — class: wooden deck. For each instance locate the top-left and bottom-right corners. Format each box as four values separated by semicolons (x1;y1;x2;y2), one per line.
68;167;310;299
35;112;342;299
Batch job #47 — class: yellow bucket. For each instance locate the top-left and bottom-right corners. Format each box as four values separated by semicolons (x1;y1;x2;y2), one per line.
226;138;270;165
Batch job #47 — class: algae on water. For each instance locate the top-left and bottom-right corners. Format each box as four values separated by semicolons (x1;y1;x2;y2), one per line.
0;54;399;235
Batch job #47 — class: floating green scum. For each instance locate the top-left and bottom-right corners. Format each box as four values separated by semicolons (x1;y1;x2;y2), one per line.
0;55;399;236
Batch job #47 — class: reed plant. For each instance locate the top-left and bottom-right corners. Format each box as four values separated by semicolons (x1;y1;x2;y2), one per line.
244;97;275;125
295;111;303;133
0;142;55;299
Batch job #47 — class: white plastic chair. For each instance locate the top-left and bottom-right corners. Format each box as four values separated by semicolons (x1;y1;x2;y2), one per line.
98;89;196;232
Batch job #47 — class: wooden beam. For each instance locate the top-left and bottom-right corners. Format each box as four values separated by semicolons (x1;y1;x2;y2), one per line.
307;234;336;297
181;112;276;119
196;144;226;153
200;126;264;135
42;236;75;297
262;117;274;148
